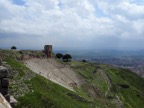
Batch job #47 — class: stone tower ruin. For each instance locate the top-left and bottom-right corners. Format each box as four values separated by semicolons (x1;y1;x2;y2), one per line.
44;45;52;58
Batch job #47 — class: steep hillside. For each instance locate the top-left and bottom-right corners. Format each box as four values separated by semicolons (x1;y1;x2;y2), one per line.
4;57;94;108
0;50;144;108
105;67;144;108
68;62;144;108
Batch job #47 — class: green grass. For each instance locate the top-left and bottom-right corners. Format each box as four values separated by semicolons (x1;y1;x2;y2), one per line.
16;75;93;108
105;66;144;108
68;61;144;108
69;62;108;93
5;57;94;108
5;57;26;77
69;62;95;80
3;51;144;108
68;62;111;107
92;70;109;93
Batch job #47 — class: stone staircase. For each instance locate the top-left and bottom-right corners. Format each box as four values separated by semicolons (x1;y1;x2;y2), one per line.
25;58;83;91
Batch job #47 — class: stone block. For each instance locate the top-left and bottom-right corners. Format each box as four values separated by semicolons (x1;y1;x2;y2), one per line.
2;78;9;87
0;66;8;78
0;93;12;108
0;87;8;95
4;94;10;102
10;96;17;108
0;59;2;66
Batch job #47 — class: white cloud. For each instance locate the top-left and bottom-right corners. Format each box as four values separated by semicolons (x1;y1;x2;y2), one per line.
133;19;144;34
0;0;144;50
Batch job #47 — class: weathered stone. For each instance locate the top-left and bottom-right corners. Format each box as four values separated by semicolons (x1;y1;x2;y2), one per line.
0;87;8;95
0;66;8;78
0;59;2;66
0;93;12;108
4;94;10;102
10;96;17;108
44;45;52;58
2;78;9;87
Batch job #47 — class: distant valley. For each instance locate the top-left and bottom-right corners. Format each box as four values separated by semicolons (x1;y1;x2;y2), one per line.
54;50;144;77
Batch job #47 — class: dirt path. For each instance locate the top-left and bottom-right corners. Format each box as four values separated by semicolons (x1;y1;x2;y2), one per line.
24;58;83;91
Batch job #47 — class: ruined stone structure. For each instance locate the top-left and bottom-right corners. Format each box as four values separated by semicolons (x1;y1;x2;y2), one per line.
0;66;10;105
44;45;52;58
0;93;12;108
0;66;9;98
0;66;17;107
0;59;2;66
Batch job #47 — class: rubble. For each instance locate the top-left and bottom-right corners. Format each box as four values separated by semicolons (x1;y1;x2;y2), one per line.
0;66;17;107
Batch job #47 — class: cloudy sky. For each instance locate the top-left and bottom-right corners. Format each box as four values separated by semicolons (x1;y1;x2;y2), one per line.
0;0;144;50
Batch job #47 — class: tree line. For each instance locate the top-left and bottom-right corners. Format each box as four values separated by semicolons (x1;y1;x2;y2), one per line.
56;53;72;62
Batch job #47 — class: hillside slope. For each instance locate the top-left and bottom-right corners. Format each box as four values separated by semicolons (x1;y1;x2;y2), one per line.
1;50;144;108
68;62;144;108
4;58;94;108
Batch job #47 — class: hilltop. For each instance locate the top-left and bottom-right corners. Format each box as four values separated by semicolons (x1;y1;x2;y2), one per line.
0;49;144;108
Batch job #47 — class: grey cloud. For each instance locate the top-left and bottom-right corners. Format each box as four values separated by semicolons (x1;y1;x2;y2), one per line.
0;0;144;50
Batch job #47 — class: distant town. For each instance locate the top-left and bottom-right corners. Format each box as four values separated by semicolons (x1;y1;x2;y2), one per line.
75;56;144;78
57;50;144;78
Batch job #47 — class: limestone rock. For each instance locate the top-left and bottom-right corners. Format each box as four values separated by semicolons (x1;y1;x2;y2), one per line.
0;88;8;96
0;93;12;108
0;66;8;78
0;59;2;66
10;96;17;108
4;94;10;102
2;78;9;88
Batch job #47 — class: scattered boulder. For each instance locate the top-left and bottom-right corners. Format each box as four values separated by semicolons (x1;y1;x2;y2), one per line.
18;51;23;54
0;66;14;107
93;70;97;74
4;94;10;102
10;96;17;107
0;93;12;108
0;59;2;66
0;66;9;78
118;84;129;89
2;78;9;87
0;87;8;95
67;93;88;103
69;83;77;89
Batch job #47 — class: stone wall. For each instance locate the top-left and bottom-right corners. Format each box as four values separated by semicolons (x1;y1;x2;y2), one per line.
0;66;17;107
0;66;10;106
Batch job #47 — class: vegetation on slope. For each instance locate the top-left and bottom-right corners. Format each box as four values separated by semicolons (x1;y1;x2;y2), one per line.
4;57;93;108
105;66;144;108
68;61;119;108
1;50;144;108
67;61;144;108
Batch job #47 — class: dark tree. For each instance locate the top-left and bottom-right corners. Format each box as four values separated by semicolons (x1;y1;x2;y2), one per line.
11;46;17;50
82;59;87;62
63;54;72;62
56;53;63;59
